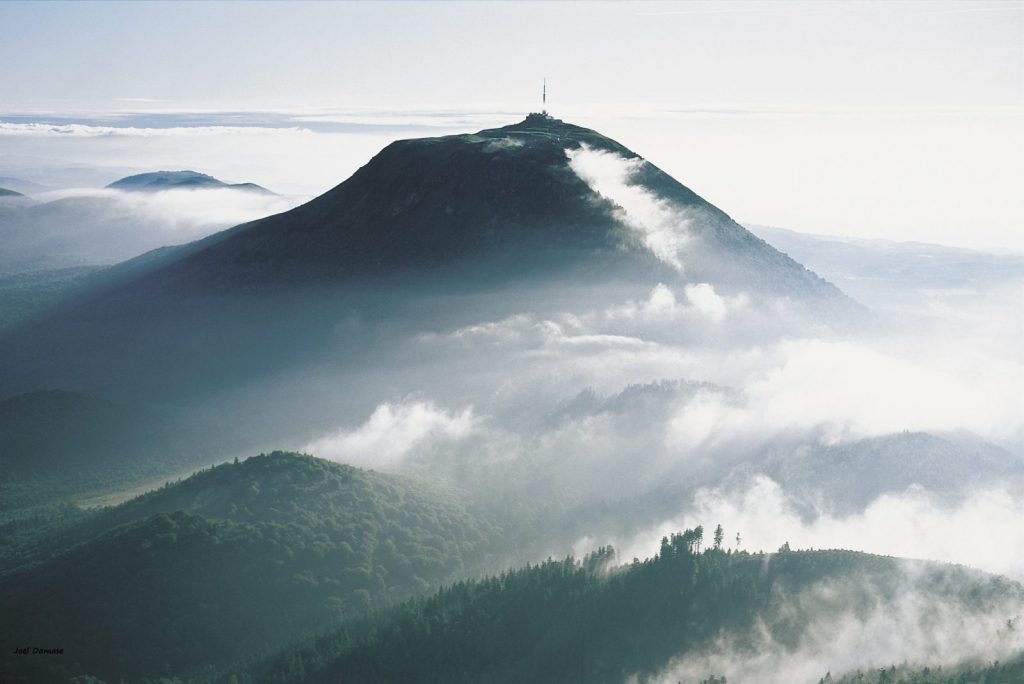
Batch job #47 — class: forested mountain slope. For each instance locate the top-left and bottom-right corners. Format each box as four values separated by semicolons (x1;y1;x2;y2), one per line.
243;532;1023;684
0;453;496;682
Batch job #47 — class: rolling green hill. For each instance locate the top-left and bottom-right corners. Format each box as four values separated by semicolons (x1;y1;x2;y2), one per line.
0;452;496;682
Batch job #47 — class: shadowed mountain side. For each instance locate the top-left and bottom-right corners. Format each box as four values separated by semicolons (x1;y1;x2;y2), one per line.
103;115;846;302
0;389;243;516
111;117;658;291
0;266;103;332
0;115;858;405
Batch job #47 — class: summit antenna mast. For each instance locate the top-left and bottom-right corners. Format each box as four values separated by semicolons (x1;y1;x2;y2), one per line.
542;78;547;115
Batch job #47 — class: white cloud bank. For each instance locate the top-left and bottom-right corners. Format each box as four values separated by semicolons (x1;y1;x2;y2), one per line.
0;186;305;273
0;122;314;138
301;401;476;468
47;186;301;238
651;572;1024;684
421;282;1023;449
605;282;749;324
626;476;1024;580
567;144;691;269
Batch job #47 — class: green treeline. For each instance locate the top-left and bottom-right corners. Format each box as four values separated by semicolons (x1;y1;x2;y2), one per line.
239;531;1018;684
820;655;1024;684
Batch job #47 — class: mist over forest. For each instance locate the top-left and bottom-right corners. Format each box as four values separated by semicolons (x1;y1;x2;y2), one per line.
1;5;1022;678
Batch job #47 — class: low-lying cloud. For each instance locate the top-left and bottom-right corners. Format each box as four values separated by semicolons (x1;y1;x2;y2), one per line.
650;569;1024;684
302;400;476;468
417;283;1023;449
0;187;303;273
622;476;1024;580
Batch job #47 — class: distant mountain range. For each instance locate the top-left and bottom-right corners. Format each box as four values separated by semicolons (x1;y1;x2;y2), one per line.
755;431;1024;515
106;169;275;194
0;176;53;195
0;187;24;198
0;173;287;275
747;224;1024;315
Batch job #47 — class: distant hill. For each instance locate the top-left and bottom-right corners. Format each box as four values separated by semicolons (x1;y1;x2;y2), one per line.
0;452;495;682
757;431;1024;515
0;187;24;198
107;169;275;195
0;176;52;195
747;224;1024;314
0;186;292;276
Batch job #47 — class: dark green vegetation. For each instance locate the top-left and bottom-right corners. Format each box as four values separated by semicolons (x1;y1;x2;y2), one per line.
0;266;102;330
0;452;495;683
239;534;1022;684
1;452;1020;684
821;653;1024;683
0;390;231;520
107;170;274;195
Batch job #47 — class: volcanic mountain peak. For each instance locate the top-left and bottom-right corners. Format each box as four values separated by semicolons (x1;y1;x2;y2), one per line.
120;114;843;305
0;116;859;402
467;112;631;153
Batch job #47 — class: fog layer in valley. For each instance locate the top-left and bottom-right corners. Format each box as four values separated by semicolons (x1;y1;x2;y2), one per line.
650;564;1024;684
0;186;303;274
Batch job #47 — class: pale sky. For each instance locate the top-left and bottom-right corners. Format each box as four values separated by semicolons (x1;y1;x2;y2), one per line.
1;0;1022;251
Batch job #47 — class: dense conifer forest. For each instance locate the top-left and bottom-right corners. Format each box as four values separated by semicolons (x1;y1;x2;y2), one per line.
0;453;496;682
236;533;1022;684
